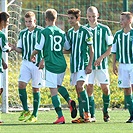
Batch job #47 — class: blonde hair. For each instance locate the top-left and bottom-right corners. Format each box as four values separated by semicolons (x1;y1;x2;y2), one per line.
25;11;36;19
45;9;57;21
121;12;133;20
87;6;98;14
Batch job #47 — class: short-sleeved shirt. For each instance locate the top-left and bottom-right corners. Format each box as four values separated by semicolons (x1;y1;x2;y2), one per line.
85;23;113;70
67;25;93;73
0;31;10;72
111;29;133;63
17;26;43;66
35;25;69;74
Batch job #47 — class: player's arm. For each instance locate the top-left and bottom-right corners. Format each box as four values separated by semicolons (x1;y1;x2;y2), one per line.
30;50;39;62
8;39;22;53
112;53;118;76
0;88;3;95
2;58;8;70
63;34;71;54
38;58;44;69
94;45;112;66
86;45;94;74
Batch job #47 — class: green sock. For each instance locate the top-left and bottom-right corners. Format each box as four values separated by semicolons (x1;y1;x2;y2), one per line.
125;95;133;116
78;97;84;118
102;94;110;113
79;90;89;113
58;86;71;103
18;88;28;111
33;92;40;117
52;95;63;118
89;96;95;117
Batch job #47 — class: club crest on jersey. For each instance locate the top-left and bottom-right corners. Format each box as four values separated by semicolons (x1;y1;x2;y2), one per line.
97;30;100;35
78;33;81;38
130;36;133;41
33;33;36;38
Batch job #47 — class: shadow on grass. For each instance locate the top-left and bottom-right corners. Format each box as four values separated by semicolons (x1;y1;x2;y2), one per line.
0;121;126;126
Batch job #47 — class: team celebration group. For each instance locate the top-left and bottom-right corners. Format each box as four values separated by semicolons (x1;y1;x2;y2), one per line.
0;6;133;124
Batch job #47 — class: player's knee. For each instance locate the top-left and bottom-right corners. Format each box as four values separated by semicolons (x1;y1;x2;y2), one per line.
18;82;26;89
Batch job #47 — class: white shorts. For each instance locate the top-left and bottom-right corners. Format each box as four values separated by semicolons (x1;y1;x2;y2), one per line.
19;60;43;88
70;70;87;86
87;69;110;86
0;73;3;88
44;69;65;88
118;63;133;88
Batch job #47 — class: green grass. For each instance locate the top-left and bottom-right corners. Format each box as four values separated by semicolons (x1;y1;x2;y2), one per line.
0;109;133;133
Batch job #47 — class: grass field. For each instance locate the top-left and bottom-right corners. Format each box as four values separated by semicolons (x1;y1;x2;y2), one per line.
0;109;133;133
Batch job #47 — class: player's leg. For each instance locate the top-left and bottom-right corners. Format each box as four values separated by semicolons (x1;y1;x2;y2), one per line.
86;71;95;122
125;64;133;123
51;88;65;124
0;73;4;124
18;61;31;121
58;73;77;118
101;84;110;122
124;88;133;123
77;81;91;122
18;81;30;121
74;70;91;123
72;85;85;123
96;69;110;122
25;64;43;122
86;71;95;121
46;70;65;124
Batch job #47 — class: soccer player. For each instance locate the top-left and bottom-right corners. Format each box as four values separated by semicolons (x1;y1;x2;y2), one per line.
112;12;133;123
30;8;77;124
85;6;113;122
65;8;94;123
0;12;12;124
10;11;44;122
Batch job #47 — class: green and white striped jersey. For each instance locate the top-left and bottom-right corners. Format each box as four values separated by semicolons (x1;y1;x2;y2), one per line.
35;25;69;74
112;29;133;63
0;31;10;72
17;26;43;66
85;23;113;69
67;25;93;73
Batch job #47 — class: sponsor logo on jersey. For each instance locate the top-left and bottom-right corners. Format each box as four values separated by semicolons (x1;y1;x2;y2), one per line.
86;37;92;42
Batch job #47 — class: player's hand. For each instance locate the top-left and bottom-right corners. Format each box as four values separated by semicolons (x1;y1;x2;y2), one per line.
113;64;118;76
2;61;8;70
85;65;92;74
0;88;3;95
39;59;44;69
30;56;36;63
94;57;103;66
8;43;16;51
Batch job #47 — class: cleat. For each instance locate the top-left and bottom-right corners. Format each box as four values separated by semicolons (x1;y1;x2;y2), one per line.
126;116;133;123
72;117;84;123
53;116;65;124
69;100;77;118
25;115;37;122
18;110;31;121
84;112;92;123
91;117;96;122
103;111;110;122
